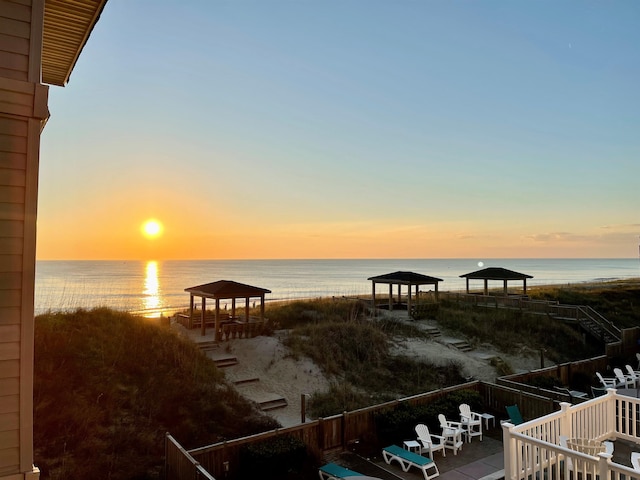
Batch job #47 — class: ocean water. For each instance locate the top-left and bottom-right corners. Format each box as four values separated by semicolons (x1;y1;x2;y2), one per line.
34;258;640;316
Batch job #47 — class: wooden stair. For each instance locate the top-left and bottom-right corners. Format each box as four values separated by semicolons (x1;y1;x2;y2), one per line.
259;397;289;411
233;377;260;386
449;340;473;352
212;355;239;368
196;340;219;352
423;325;442;338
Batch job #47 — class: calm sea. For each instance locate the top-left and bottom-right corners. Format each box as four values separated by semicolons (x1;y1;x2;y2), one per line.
34;258;640;316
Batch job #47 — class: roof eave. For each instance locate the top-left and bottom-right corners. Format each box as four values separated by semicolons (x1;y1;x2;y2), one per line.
42;0;109;86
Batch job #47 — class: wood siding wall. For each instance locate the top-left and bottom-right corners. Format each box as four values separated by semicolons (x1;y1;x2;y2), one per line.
0;0;32;83
0;0;45;477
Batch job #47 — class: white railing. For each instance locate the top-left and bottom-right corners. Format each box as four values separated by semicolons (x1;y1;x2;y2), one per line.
503;389;640;480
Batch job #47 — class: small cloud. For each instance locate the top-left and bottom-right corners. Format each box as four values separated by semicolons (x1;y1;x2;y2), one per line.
600;223;640;231
526;232;589;243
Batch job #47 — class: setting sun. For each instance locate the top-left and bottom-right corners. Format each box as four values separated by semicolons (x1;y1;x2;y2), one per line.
141;219;163;239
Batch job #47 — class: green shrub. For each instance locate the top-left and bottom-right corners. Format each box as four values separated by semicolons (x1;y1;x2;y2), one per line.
240;435;307;479
374;389;482;447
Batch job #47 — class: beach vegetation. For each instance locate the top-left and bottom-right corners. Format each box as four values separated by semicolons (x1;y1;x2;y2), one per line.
435;301;601;363
34;307;279;480
264;299;466;415
528;281;640;329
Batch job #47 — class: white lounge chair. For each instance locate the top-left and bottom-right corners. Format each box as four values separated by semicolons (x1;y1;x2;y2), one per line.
603;441;614;455
614;368;634;388
415;423;446;459
626;365;640;387
632;452;640;471
596;372;619;389
382;444;440;480
438;414;464;455
318;463;363;480
636;352;640;370
459;403;483;442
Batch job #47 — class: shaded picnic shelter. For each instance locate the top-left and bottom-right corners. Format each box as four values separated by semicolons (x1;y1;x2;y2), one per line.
459;267;533;296
185;280;271;339
367;271;443;317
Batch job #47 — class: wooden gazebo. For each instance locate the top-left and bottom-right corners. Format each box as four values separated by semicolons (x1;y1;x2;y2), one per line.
185;280;271;338
459;267;533;296
367;271;443;317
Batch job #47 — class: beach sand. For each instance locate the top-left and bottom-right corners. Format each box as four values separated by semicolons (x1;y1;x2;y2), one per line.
173;310;544;427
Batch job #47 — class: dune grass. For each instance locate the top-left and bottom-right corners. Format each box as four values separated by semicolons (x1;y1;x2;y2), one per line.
527;281;640;329
435;301;602;363
264;299;466;416
34;308;278;480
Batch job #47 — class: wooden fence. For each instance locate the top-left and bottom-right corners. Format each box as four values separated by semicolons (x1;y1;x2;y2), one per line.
165;433;216;480
167;381;558;479
497;356;610;401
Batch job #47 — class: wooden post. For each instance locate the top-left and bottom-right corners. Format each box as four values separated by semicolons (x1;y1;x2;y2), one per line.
201;297;206;337
189;294;194;329
215;298;220;341
301;394;307;423
260;295;265;321
245;297;250;324
407;284;412;318
388;284;392;311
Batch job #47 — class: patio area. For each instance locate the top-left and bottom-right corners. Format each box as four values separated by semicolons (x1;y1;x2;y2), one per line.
331;431;505;480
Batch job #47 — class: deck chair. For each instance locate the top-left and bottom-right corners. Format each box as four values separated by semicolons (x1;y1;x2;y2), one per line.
382;444;440;480
626;365;640;387
504;404;524;425
596;372;618;389
318;463;362;480
632;452;640;471
459;403;483;442
636;352;640;370
438;414;464;455
614;368;634;388
591;385;608;397
415;423;446;459
603;441;614;456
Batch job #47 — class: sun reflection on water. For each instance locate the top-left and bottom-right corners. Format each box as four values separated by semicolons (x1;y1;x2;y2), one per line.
143;260;161;316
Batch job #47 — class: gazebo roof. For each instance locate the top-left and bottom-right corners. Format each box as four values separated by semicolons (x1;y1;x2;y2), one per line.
459;267;533;281
185;280;271;299
368;271;443;284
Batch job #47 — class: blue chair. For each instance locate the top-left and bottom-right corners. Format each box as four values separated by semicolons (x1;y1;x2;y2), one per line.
505;404;524;425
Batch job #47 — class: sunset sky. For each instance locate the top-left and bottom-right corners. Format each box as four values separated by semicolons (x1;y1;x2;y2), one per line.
38;1;639;260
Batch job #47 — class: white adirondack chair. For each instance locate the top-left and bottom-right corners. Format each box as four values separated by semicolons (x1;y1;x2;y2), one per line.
415;423;446;459
459;403;483;442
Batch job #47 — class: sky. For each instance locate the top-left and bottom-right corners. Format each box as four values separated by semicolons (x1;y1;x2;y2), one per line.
37;1;640;260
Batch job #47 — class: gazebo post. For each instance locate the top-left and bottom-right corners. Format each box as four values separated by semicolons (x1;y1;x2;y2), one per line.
503;280;508;296
523;279;527;295
466;278;469;294
407;284;412;318
245;297;250;323
260;295;265;321
215;298;220;341
371;281;376;316
200;297;206;337
483;279;488;295
189;294;194;329
388;284;392;311
435;283;439;301
232;298;236;319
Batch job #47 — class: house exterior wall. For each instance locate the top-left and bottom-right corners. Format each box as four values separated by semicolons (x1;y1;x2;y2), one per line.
0;0;46;478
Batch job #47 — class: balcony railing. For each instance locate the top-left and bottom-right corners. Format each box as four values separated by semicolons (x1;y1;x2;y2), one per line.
503;389;640;480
